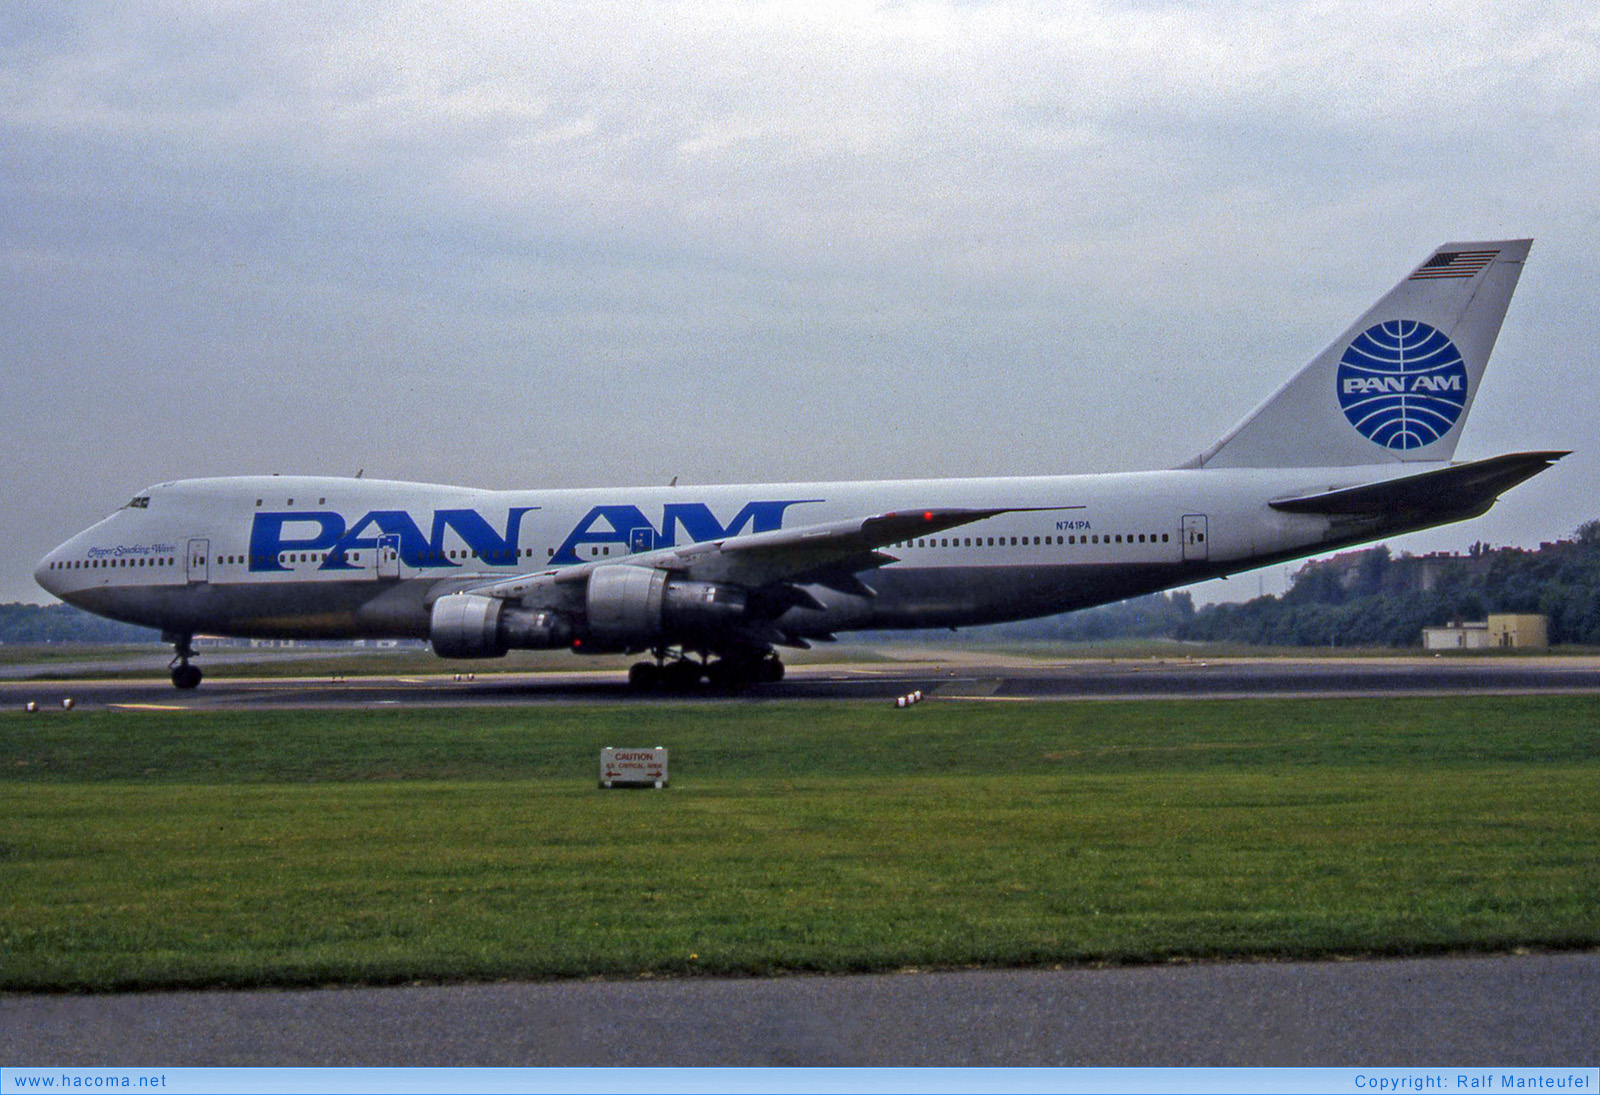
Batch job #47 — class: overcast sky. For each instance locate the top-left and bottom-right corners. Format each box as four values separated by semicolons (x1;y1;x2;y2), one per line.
3;0;1597;606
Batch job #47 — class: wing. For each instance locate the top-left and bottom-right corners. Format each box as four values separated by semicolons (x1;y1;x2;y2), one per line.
457;505;1074;631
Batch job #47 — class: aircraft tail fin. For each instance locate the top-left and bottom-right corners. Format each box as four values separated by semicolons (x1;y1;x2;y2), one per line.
1191;239;1531;469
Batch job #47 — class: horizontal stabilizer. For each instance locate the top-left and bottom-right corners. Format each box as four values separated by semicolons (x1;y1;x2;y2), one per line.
1268;451;1567;518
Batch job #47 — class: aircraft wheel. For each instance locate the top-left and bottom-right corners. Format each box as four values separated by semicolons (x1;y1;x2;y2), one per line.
758;656;785;683
663;660;705;690
172;664;203;690
628;662;662;690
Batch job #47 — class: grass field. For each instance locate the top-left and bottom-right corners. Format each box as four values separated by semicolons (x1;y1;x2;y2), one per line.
2;696;1596;992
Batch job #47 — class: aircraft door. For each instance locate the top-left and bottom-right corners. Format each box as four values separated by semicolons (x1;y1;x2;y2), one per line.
1181;515;1209;562
186;538;210;584
628;527;655;554
377;534;402;579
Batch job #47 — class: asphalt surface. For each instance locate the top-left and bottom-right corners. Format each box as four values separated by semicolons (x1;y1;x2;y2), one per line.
7;651;1600;710
4;954;1596;1066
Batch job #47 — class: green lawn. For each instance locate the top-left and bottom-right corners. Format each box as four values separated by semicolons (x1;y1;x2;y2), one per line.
2;697;1596;991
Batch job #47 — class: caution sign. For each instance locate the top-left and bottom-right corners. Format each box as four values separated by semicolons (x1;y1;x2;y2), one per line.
600;746;669;789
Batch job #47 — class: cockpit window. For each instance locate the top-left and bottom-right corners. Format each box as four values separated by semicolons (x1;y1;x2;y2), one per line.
125;496;150;509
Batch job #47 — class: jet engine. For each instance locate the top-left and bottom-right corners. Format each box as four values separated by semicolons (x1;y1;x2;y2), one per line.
583;566;748;650
429;594;572;658
429;566;750;658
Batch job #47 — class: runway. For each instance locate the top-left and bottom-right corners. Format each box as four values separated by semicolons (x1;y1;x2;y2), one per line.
7;650;1600;710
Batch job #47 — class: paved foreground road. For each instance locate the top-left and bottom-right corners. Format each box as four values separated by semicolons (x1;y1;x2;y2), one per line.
3;953;1596;1066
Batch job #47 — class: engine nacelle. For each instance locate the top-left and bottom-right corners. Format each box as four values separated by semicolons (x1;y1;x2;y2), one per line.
581;566;749;651
429;593;572;659
431;569;750;658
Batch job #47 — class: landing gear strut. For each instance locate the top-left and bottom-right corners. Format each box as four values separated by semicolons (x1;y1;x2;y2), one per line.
167;633;202;690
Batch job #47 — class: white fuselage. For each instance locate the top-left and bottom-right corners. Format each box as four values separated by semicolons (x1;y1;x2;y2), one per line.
34;464;1417;644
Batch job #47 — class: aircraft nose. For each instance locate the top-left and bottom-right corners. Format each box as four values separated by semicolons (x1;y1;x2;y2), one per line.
34;545;66;598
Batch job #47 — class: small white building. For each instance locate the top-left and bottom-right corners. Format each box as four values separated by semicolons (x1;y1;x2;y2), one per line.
1423;621;1491;650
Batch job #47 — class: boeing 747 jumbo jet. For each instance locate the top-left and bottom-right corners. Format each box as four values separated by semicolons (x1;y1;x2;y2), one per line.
36;239;1565;690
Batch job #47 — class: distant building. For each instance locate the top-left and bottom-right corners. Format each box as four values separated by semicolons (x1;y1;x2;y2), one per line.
1487;614;1548;649
1423;621;1491;650
1423;614;1548;650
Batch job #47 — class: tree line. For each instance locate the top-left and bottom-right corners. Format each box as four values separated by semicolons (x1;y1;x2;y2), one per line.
972;519;1600;648
0;602;158;644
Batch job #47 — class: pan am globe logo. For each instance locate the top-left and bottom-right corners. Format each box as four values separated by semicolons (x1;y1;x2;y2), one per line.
1336;320;1469;450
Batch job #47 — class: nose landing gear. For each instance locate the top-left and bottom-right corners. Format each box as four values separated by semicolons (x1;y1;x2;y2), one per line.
166;633;203;690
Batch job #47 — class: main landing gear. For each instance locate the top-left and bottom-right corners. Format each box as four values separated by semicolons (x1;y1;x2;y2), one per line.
627;649;785;691
167;633;203;690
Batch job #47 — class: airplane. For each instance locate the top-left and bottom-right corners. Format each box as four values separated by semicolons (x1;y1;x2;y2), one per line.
34;239;1565;691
